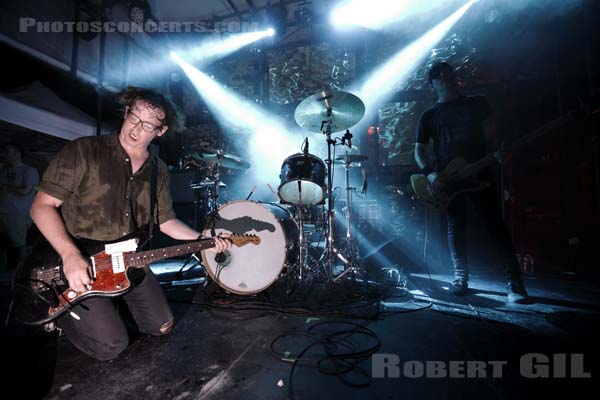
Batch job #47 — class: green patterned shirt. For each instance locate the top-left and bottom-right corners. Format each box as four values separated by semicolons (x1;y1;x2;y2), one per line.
38;133;175;241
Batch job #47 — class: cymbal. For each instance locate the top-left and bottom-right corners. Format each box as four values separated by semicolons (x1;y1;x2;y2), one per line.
294;90;365;132
334;154;368;163
186;150;251;170
189;180;227;189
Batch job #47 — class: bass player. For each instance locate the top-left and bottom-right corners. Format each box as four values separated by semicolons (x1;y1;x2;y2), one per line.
414;61;528;304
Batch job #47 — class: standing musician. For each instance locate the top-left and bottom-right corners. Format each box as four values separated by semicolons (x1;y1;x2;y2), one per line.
30;87;231;360
414;61;529;303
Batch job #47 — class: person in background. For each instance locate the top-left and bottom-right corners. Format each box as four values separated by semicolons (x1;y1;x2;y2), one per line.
0;142;39;271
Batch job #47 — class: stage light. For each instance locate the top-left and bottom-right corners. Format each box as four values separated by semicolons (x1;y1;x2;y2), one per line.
294;3;314;26
127;0;151;24
331;0;416;29
135;29;274;83
357;0;479;115
183;28;276;65
264;3;288;36
171;53;300;184
331;0;465;30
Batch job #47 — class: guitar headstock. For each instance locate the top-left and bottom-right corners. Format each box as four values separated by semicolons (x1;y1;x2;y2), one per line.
229;234;261;247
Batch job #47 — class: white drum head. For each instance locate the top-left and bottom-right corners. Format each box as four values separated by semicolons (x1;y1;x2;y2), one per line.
201;200;290;294
279;180;324;206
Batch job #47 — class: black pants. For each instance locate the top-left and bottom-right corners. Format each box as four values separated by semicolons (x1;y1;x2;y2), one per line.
57;269;173;361
446;185;522;284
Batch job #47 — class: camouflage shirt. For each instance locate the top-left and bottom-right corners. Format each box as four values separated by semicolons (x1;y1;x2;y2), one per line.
38;133;175;241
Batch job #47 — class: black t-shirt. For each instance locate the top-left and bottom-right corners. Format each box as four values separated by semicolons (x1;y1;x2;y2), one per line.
416;95;492;171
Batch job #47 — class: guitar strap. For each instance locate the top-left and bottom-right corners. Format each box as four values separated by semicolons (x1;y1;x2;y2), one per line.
148;147;159;242
136;146;159;250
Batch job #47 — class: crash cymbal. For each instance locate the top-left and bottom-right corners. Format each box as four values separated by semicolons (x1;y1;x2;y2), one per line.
186;151;251;170
294;90;365;132
334;154;368;163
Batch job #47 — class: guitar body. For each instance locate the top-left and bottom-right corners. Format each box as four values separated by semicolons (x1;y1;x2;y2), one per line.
411;158;490;212
12;231;260;326
13;232;147;326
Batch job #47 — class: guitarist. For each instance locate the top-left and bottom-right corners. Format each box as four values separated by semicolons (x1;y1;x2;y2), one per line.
29;87;231;360
414;61;528;303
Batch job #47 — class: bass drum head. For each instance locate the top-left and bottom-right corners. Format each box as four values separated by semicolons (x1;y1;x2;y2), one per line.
201;200;296;295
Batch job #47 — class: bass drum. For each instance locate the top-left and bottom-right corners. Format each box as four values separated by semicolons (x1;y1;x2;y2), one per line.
201;200;299;294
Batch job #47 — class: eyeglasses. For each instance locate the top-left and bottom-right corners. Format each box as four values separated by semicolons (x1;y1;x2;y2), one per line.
126;109;163;132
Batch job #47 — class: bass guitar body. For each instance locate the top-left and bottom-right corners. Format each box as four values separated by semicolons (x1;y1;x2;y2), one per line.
411;158;490;212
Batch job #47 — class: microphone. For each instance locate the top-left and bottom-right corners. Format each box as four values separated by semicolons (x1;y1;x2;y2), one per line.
246;185;256;200
215;250;231;267
361;169;368;194
303;138;309;155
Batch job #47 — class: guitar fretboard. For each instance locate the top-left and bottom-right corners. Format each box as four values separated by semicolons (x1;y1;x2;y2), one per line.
125;239;216;267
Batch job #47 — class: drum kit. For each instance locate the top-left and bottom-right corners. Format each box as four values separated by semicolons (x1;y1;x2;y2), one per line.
183;90;370;295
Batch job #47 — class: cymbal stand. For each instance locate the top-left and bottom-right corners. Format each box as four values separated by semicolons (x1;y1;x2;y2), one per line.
333;151;365;282
321;113;336;281
204;160;222;237
297;207;307;281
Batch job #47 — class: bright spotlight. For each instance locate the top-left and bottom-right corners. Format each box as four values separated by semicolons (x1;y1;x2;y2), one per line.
331;0;456;30
183;28;275;65
135;29;274;83
357;0;478;114
172;55;300;184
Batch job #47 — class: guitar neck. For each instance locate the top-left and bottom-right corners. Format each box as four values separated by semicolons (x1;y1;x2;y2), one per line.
125;238;217;267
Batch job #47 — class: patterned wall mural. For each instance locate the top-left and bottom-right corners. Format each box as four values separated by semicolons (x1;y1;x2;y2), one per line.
267;43;356;105
375;32;481;165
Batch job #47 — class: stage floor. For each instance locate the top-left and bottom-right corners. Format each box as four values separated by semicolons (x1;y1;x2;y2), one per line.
2;265;599;399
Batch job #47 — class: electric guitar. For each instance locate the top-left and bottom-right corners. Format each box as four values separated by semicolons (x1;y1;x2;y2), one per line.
12;232;260;326
411;102;590;212
410;154;500;212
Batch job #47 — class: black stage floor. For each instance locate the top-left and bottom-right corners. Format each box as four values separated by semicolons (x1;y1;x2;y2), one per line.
2;264;599;400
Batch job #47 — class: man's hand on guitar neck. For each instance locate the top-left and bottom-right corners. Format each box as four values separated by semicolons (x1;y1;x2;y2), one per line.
206;233;233;253
62;252;92;293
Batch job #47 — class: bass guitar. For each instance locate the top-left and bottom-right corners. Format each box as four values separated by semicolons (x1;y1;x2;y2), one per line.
411;102;589;212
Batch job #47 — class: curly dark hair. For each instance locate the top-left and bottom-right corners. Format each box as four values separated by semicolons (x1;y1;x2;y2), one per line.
117;87;184;132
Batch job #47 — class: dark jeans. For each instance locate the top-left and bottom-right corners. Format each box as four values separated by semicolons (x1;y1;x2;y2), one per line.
57;269;173;361
446;185;522;285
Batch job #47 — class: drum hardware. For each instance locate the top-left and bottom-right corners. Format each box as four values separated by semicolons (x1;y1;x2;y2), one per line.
330;150;367;282
291;205;330;284
184;146;251;232
186;148;251;170
293;90;366;281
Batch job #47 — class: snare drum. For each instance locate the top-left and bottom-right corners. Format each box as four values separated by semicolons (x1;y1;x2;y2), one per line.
278;153;326;206
201;200;299;294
